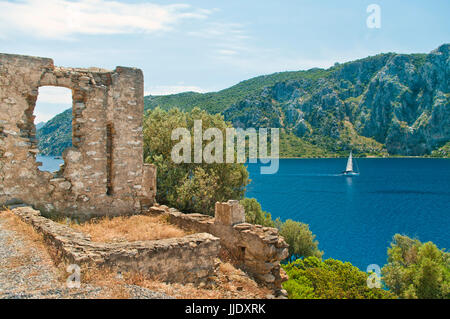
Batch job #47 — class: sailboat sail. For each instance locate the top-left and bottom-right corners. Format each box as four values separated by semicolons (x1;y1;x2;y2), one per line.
346;152;353;172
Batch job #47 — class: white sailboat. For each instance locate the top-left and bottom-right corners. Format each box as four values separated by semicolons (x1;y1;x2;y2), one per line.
342;151;359;176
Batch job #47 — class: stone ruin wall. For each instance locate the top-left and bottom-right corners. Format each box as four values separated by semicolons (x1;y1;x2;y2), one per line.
148;200;289;292
10;201;289;293
1;53;289;295
0;53;156;218
11;206;220;285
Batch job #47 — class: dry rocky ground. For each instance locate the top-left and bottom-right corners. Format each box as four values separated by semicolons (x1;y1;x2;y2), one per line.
0;209;271;299
66;214;188;243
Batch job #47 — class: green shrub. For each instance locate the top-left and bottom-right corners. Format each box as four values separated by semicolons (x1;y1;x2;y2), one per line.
143;107;249;215
382;234;450;299
240;198;322;261
283;257;395;299
240;198;275;227
279;219;323;261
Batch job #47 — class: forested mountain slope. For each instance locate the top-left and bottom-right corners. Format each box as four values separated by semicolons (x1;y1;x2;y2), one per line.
38;44;449;157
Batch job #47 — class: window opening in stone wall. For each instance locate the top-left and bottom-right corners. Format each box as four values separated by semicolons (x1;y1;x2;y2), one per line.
34;86;72;173
238;246;246;260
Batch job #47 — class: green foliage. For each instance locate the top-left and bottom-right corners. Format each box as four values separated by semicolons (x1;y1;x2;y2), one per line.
240;198;276;227
279;131;331;158
282;256;395;299
381;234;450;299
338;120;388;156
36;108;72;155
240;197;322;261
430;141;450;158
410;53;427;69
143;107;249;215
279;220;323;261
144;68;332;114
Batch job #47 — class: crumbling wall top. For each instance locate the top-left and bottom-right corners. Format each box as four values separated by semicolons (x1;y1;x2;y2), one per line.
214;200;245;226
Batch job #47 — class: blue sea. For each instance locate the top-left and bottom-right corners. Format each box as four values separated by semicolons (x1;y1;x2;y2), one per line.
246;158;450;270
38;155;449;270
37;155;64;172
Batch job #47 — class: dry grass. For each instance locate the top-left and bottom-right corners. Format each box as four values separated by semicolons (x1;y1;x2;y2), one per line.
69;214;187;243
0;209;271;299
116;260;271;299
0;209;62;292
3;254;34;269
0;209;46;246
81;266;131;299
70;251;271;299
80;261;271;299
0;209;53;269
0;209;131;298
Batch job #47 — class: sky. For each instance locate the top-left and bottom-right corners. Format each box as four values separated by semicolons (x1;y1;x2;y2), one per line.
0;0;449;123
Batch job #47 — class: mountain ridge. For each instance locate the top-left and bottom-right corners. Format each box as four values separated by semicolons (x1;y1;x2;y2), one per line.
36;109;72;156
37;44;449;157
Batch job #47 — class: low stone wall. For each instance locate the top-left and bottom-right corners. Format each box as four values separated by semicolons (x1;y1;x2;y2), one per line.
146;201;289;293
11;206;220;285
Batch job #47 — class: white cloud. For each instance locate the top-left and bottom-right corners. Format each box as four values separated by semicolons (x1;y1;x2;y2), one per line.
0;0;210;39
145;85;207;96
37;86;72;104
216;49;238;56
212;45;377;76
187;22;250;58
187;22;248;39
34;86;72;123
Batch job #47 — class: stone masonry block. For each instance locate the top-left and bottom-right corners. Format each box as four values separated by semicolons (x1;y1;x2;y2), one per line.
214;200;245;226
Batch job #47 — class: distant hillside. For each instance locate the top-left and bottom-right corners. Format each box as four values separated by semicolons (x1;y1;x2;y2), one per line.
38;44;449;157
35;122;46;130
36;109;72;156
144;68;333;114
146;44;449;156
431;141;450;158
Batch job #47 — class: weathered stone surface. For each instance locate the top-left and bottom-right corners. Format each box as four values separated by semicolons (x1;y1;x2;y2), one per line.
11;206;220;285
214;200;245;226
146;202;289;291
0;53;156;218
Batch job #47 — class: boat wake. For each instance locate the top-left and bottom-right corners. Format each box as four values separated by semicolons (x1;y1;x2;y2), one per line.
283;173;345;177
